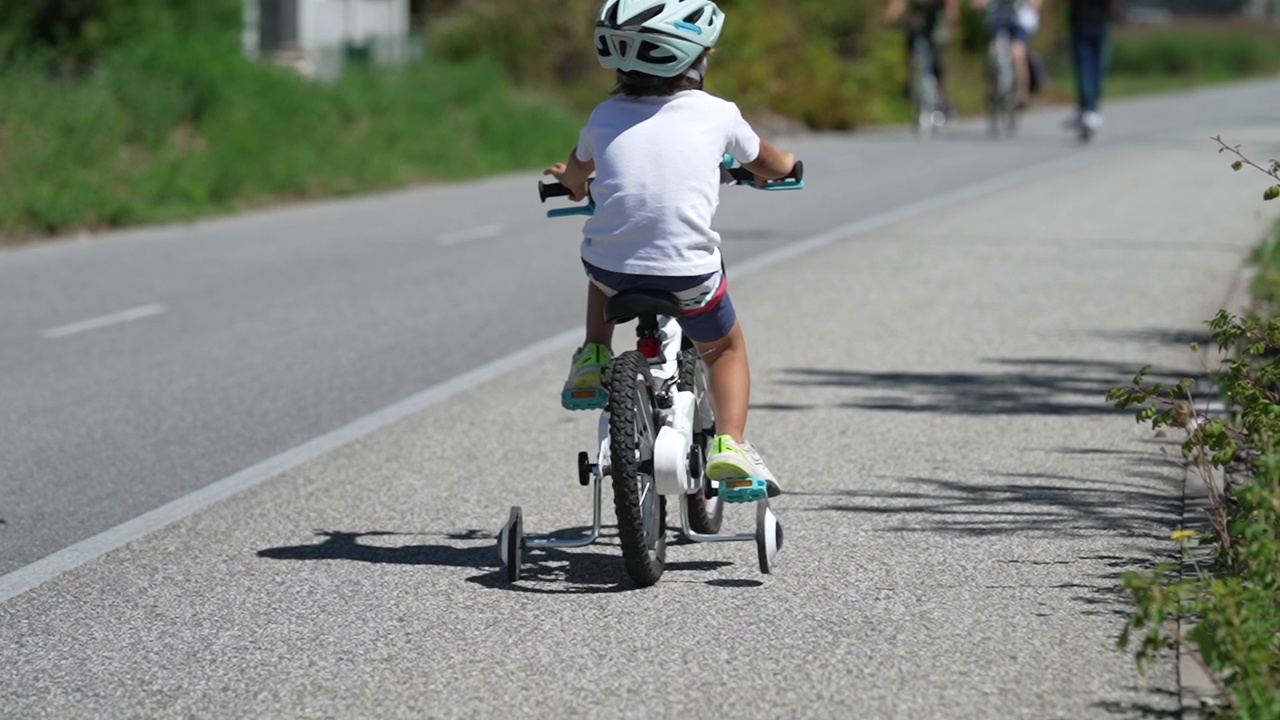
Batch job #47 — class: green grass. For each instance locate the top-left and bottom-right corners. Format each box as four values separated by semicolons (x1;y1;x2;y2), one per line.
0;48;581;242
6;7;1280;241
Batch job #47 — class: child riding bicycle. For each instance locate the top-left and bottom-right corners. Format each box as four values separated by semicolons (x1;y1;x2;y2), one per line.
883;0;960;116
973;0;1042;108
544;0;797;495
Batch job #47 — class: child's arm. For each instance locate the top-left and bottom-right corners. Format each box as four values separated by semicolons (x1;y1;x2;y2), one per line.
544;148;595;202
742;140;797;185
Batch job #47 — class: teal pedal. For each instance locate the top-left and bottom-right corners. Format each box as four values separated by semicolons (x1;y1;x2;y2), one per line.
719;477;769;504
562;387;608;411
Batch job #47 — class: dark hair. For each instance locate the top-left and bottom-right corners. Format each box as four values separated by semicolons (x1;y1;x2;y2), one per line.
610;50;710;98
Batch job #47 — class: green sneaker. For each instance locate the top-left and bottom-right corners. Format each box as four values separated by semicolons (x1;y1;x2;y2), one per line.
561;342;612;410
706;435;781;502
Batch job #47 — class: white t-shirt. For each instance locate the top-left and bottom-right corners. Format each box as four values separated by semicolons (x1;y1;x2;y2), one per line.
574;90;761;276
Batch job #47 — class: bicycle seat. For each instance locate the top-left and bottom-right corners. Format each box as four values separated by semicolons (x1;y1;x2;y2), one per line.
604;290;683;324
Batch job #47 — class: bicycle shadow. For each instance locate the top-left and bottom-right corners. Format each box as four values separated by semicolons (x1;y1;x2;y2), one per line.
257;528;737;595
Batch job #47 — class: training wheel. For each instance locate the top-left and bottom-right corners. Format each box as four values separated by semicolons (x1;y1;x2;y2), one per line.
497;506;523;582
755;501;782;574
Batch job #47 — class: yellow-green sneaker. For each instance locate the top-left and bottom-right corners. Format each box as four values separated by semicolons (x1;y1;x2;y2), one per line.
561;342;612;410
706;435;781;502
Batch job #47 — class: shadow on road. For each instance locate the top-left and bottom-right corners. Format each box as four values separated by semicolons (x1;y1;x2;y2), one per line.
773;357;1195;416
1091;687;1182;719
795;469;1180;537
257;528;740;595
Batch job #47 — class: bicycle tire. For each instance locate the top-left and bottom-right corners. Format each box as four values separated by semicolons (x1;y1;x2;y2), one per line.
910;38;935;137
677;347;722;535
607;350;666;586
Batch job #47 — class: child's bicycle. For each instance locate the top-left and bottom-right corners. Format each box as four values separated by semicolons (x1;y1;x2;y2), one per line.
496;156;804;587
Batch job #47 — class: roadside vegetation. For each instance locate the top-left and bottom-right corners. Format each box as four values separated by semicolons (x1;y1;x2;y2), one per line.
1109;141;1280;718
3;0;1280;241
0;0;581;241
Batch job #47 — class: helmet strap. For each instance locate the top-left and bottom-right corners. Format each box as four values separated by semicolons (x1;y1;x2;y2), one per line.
684;56;708;88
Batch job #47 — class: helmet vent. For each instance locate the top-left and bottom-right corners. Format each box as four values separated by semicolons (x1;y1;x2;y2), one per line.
596;35;613;57
637;40;676;64
683;8;705;24
621;6;665;27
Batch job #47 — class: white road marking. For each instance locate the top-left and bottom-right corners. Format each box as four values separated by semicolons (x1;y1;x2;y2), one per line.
0;149;1106;604
438;224;503;246
41;304;166;339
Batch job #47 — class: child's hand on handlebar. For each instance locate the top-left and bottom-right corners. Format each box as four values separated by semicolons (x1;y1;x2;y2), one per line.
757;152;797;187
545;150;595;202
543;163;589;202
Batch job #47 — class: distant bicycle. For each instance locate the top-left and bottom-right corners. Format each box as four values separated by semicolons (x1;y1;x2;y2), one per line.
910;31;947;137
885;0;953;138
986;24;1019;137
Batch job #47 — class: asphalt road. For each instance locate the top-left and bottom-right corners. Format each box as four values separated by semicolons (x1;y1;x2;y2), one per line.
2;80;1279;717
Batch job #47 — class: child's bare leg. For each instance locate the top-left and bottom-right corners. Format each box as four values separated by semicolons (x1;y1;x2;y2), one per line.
585;282;614;348
693;321;749;442
1013;41;1030;102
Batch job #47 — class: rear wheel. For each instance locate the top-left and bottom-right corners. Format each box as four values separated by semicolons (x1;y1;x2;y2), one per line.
607;351;666;586
678;347;722;535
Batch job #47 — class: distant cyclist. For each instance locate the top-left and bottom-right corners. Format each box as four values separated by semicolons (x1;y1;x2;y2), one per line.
545;0;798;493
972;0;1042;108
884;0;959;117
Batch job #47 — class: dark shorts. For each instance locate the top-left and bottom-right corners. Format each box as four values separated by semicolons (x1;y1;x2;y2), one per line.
583;261;738;343
988;16;1030;44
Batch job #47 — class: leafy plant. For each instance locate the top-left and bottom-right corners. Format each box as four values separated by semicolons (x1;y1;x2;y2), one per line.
1107;140;1280;718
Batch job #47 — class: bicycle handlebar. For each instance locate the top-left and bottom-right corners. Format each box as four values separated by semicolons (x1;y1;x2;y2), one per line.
725;160;804;188
539;156;804;218
538;181;578;203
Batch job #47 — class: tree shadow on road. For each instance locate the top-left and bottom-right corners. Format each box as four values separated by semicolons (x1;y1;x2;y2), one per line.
257;528;737;595
796;468;1181;537
1090;687;1182;719
774;357;1195;416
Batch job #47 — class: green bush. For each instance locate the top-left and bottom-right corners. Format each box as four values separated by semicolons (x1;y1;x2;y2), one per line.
1108;143;1280;718
1111;312;1280;718
0;44;581;238
1109;23;1280;80
429;0;917;129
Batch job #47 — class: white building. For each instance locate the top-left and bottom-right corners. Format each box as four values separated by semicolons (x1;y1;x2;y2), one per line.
243;0;412;80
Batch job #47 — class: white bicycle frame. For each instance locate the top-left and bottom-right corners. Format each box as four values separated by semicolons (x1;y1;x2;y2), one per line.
507;314;779;563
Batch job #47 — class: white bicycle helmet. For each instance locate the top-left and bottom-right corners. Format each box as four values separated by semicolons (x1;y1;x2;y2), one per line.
594;0;725;78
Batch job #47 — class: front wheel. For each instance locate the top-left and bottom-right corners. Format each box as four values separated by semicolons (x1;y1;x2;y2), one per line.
608;351;666;586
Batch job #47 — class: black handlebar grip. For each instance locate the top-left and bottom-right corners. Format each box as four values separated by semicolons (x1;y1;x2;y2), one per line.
727;160;803;185
538;181;573;203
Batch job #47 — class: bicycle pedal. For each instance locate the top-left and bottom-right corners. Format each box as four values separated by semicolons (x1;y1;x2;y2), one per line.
562;387;608;411
719;477;770;504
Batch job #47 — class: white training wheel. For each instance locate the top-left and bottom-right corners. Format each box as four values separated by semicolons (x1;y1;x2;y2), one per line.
497;506;523;581
755;501;782;574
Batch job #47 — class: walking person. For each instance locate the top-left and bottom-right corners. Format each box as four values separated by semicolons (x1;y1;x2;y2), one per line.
1066;0;1119;137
